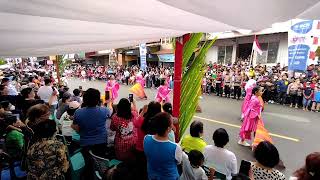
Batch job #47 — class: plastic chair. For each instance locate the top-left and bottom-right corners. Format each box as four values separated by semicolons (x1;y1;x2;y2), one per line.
89;150;109;179
56;134;68;145
0;152;27;180
70;150;85;180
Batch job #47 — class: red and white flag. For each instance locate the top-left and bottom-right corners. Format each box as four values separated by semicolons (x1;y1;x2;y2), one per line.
252;35;263;55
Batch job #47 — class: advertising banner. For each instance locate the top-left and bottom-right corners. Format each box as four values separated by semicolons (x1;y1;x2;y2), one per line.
158;54;175;63
288;19;319;71
139;43;147;70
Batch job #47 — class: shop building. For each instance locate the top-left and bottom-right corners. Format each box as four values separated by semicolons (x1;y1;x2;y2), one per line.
205;30;289;66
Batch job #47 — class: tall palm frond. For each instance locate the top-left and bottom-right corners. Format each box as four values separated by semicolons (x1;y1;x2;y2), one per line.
179;34;217;138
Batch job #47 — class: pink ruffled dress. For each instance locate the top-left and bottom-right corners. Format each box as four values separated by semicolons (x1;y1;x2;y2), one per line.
239;95;262;140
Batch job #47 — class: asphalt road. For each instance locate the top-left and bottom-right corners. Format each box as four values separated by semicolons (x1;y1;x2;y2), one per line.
67;78;320;177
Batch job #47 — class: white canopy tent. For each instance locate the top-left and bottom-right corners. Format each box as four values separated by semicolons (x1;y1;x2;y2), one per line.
0;0;320;57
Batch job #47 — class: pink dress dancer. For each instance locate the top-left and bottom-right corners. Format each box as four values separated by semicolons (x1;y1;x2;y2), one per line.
136;74;145;88
105;79;120;101
155;84;171;103
239;95;262;142
241;79;256;119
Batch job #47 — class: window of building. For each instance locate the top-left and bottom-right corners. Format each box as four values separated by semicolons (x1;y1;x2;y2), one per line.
256;42;279;64
217;46;233;64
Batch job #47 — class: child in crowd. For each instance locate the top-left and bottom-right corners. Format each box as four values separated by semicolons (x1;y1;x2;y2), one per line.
162;102;177;142
180;150;209;180
202;76;207;94
311;84;320;112
303;82;313;111
71;88;82;104
144;112;182;180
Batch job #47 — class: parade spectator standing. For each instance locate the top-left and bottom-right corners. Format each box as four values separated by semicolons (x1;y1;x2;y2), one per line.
144;112;182;180
110;98;138;161
2;77;18;96
124;69;130;85
303;82;313;111
71;88;111;178
20;87;44;120
37;78;58;116
72;88;111;154
287;79;303;108
56;92;71;120
277;75;289;105
70;88;82;104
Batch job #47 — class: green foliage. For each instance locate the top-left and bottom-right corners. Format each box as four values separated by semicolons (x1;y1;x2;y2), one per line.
56;55;71;76
316;46;320;57
0;58;6;65
179;34;217;138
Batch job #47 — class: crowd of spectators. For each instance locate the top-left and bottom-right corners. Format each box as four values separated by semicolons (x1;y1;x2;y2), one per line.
0;64;319;180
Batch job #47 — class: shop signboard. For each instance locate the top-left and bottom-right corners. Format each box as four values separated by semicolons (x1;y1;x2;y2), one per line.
158;54;175;63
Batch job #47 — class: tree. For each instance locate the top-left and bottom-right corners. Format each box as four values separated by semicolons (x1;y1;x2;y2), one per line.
0;58;6;65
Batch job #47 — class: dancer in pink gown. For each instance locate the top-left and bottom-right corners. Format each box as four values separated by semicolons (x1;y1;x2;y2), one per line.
155;79;171;103
241;79;257;119
239;86;263;146
105;75;120;102
131;71;147;99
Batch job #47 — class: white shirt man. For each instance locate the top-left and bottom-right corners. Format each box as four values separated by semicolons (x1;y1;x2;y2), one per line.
204;145;237;180
124;70;130;78
37;79;58;105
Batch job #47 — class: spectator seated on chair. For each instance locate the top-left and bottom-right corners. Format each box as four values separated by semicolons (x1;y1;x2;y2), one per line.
204;128;237;180
180;150;209;180
251;141;285;180
4;115;25;160
181;120;207;153
26;119;69;179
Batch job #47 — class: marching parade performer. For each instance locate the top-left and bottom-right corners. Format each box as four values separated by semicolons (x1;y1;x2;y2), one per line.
239;86;263;146
241;79;257;120
105;75;120;102
155;79;171;103
129;71;147;99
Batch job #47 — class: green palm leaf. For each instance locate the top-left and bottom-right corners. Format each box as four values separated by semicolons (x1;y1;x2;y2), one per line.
179;35;217;138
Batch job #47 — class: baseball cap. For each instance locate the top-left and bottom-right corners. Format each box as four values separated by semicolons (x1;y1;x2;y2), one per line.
68;101;80;110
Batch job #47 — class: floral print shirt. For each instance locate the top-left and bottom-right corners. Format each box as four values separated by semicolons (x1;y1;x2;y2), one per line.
26;138;69;180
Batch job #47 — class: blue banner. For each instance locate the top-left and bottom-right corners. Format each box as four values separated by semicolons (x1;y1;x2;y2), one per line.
139;43;147;70
288;44;309;71
288;20;314;71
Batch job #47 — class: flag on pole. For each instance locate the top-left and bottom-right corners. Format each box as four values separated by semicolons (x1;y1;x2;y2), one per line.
252;35;263;55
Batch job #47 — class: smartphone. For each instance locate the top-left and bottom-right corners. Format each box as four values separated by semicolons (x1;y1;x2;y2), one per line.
129;94;133;102
239;160;251;176
79;86;82;90
105;91;110;101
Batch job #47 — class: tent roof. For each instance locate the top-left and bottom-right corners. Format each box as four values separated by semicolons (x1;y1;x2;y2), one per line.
1;0;320;57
